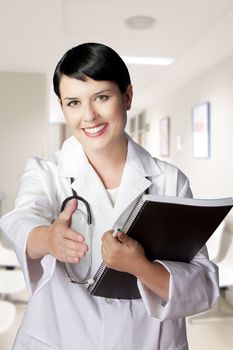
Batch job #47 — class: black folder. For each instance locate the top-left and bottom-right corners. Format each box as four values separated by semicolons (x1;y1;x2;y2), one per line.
87;195;233;300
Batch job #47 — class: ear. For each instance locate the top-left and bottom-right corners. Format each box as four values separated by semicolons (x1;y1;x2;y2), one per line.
124;84;133;111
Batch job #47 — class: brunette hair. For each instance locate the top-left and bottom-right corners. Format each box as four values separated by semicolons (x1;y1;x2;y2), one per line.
53;42;131;98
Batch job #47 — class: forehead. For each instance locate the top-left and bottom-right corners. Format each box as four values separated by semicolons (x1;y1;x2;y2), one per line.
59;75;119;98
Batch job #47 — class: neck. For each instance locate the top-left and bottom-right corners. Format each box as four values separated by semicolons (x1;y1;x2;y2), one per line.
84;137;128;189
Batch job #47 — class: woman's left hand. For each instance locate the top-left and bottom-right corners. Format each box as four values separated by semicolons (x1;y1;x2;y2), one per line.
101;230;147;275
101;230;170;301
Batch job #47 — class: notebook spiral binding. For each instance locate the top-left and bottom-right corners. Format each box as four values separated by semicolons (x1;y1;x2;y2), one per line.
122;197;144;234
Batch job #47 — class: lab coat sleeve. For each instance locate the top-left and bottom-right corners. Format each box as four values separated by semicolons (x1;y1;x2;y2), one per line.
0;158;57;295
137;169;219;321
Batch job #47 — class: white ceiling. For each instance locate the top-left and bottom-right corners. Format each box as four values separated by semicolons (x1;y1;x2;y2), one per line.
1;0;233;112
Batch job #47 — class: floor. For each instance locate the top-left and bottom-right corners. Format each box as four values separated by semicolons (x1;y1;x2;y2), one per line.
187;298;233;350
1;294;233;350
0;289;29;350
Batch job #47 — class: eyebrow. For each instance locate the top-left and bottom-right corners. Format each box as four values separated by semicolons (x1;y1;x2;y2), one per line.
64;97;78;100
94;89;111;95
63;89;112;101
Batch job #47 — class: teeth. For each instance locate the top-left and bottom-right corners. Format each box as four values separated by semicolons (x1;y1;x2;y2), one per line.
84;124;105;134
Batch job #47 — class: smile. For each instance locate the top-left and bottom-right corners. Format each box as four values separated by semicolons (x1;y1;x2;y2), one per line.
83;123;107;136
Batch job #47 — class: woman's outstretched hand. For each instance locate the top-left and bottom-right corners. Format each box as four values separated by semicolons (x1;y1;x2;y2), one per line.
26;198;88;263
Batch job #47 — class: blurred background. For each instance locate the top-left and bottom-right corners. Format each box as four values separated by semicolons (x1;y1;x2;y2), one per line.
0;1;233;349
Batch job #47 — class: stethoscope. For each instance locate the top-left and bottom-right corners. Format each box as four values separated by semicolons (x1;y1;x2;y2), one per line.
61;178;94;285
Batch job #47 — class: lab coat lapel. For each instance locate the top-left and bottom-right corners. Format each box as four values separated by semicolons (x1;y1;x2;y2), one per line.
112;163;151;222
112;136;162;225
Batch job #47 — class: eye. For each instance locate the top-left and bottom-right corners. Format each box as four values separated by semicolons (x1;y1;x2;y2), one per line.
96;95;109;102
67;100;80;107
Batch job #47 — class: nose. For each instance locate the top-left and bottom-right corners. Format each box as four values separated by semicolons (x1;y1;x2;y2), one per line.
83;103;98;122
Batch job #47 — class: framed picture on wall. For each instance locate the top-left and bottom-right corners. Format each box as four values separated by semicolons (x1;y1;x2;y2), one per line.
192;102;210;158
159;116;170;157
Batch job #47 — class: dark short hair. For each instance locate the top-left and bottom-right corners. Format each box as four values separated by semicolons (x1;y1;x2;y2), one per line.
53;42;131;98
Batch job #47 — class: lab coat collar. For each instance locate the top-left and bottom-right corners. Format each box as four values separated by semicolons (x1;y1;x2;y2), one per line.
58;134;163;225
58;134;162;178
58;136;89;179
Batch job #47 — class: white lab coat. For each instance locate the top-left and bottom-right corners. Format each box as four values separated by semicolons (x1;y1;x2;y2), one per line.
1;135;219;350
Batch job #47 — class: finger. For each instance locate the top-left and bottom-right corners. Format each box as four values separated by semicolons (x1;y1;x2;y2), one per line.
101;231;116;242
117;231;130;244
60;251;81;264
65;228;85;243
65;248;86;259
64;256;80;264
101;238;109;252
101;234;117;251
59;243;88;262
59;198;78;221
101;244;108;262
64;240;88;255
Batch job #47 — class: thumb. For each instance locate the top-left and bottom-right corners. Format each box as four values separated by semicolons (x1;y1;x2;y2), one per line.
117;231;130;245
59;198;78;221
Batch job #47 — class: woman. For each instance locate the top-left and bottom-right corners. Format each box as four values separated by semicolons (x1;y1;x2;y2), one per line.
1;43;219;350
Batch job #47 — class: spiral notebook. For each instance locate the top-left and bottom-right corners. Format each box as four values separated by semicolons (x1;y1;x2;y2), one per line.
87;194;233;300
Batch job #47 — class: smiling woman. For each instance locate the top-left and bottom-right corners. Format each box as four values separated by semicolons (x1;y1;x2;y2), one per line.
53;43;133;169
0;42;219;350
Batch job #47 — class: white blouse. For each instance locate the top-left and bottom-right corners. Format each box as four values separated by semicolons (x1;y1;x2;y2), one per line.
106;186;119;206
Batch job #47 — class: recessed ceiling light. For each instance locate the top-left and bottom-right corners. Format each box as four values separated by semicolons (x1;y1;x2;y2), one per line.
122;56;174;66
125;15;156;30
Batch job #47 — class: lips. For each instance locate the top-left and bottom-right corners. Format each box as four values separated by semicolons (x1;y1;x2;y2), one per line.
83;123;108;137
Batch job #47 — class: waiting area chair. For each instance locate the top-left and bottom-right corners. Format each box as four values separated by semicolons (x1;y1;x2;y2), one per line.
0;299;16;335
0;194;26;336
0;239;19;268
0;238;26;299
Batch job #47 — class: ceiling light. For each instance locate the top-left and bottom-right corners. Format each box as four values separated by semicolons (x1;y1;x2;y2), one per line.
125;16;156;30
122;56;174;66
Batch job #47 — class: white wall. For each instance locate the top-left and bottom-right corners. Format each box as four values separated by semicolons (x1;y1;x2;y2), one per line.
0;73;61;214
145;54;233;200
